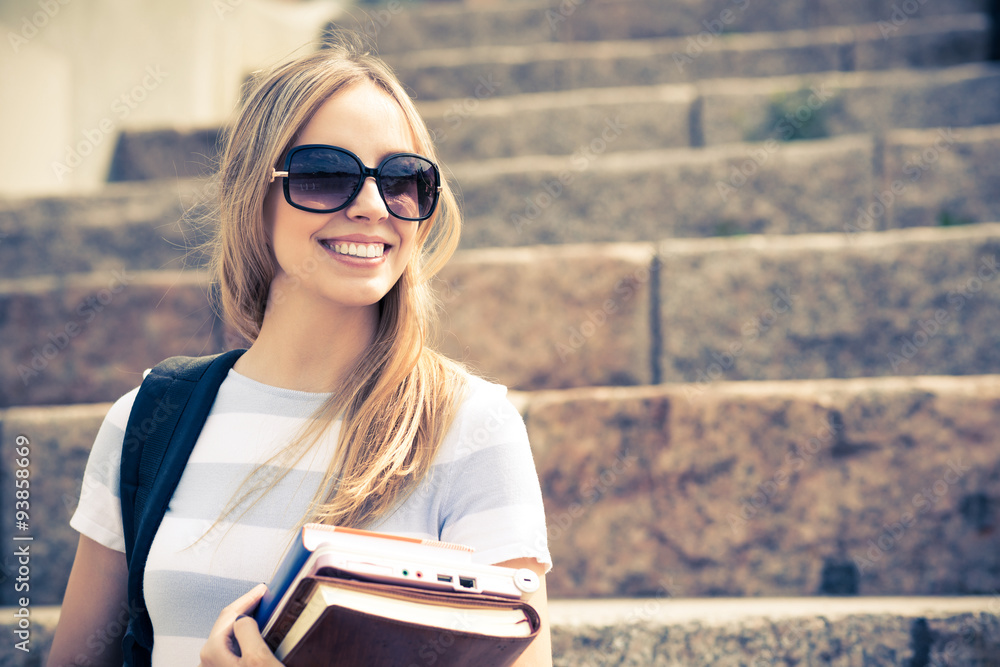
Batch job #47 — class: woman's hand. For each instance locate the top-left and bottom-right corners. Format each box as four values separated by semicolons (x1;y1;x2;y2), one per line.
198;583;283;667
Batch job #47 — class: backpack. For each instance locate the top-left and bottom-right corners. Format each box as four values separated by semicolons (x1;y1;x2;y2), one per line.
119;349;246;667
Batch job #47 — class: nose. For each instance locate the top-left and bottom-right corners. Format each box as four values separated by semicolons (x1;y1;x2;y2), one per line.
346;175;389;222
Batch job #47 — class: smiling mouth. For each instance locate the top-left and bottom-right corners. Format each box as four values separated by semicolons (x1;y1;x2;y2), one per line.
320;240;387;258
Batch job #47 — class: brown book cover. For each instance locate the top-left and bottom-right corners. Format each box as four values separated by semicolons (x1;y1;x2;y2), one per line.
264;570;540;667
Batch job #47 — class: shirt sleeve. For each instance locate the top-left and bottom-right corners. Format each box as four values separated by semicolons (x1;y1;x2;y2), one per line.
69;387;140;553
438;377;552;572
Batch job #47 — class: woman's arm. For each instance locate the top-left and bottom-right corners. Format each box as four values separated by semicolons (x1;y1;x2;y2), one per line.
496;557;552;667
46;535;129;667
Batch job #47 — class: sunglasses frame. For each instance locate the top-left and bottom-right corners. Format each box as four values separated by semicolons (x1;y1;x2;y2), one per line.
270;144;442;222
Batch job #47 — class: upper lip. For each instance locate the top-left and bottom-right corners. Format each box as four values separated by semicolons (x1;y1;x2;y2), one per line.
320;234;392;245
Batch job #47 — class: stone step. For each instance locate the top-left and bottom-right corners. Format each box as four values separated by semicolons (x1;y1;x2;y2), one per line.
429;60;1000;163
82;120;1000;257
105;58;1000;176
4;597;998;665
0;270;227;408
550;597;1000;665
382;14;991;100
0;179;210;279
3;374;998;605
454;126;1000;247
699;61;1000;147
4;224;1000;406
333;0;988;54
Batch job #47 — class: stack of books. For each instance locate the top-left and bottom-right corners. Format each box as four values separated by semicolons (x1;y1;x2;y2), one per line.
255;524;541;666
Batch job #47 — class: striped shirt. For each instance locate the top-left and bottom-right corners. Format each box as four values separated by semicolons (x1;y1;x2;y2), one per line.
71;368;551;666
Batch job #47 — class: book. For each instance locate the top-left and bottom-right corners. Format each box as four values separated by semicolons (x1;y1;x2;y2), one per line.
255;525;541;666
256;524;539;639
268;572;540;667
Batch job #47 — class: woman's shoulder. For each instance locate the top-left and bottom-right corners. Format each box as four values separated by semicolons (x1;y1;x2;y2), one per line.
437;368;528;464
101;385;142;432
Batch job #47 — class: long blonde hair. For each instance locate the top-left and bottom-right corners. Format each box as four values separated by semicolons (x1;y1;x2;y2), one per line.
208;40;467;529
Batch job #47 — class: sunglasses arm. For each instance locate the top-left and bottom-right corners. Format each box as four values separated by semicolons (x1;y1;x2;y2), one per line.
270;169;288;183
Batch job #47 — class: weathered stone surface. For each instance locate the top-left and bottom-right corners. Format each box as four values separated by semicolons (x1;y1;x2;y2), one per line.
108;127;221;182
884;124;1000;228
852;13;990;70
333;0;987;54
523;375;1000;598
5;374;999;606
8;598;997;665
551;597;1000;666
454;136;874;247
0;271;226;407
0;179;210;279
699;63;1000;146
386;17;987;100
0;405;108;607
432;243;654;390
658;224;1000;383
418;85;695;162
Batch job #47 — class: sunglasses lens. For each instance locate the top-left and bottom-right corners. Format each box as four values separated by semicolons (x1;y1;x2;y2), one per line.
286;147;360;212
380;155;438;220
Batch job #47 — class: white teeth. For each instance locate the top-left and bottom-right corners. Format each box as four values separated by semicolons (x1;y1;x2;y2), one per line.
328;242;384;258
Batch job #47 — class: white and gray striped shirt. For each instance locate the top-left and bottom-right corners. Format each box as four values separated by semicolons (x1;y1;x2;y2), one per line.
71;368;551;666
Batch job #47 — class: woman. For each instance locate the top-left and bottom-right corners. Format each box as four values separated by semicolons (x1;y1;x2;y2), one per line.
47;41;552;667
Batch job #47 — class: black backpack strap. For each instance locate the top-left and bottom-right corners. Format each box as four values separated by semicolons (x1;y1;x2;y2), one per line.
119;348;245;667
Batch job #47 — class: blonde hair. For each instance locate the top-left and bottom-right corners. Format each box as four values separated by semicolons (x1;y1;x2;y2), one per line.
207;39;467;529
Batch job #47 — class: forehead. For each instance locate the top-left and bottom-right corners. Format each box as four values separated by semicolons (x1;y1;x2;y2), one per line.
294;80;418;164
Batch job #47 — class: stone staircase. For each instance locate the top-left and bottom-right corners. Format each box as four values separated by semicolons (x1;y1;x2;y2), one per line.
2;0;1000;664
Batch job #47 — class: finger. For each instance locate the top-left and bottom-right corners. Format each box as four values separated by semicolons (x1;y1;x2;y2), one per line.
232;614;281;665
207;583;268;639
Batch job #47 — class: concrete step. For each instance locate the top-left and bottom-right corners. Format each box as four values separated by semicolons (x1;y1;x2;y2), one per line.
4;597;998;665
333;0;989;54
3;374;998;605
3;224;999;406
382;15;991;100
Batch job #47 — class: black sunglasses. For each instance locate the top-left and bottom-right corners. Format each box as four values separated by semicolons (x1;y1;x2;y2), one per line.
270;144;442;222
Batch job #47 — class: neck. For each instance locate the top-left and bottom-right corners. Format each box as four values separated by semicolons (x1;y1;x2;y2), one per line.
232;281;380;393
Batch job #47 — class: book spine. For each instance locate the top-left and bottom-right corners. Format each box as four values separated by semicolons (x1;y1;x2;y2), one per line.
255;529;311;628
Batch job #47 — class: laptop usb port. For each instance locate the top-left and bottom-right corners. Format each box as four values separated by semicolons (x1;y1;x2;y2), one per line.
459;577;476;589
437;574;452;583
